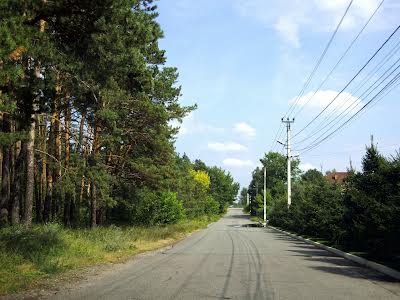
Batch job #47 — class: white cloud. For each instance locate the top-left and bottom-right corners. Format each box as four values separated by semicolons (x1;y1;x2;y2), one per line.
172;112;224;136
234;0;397;47
233;122;256;139
223;158;254;168
291;90;363;114
208;142;248;152
299;162;317;172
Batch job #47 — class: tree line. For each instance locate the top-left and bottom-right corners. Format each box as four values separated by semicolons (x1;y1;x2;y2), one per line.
0;0;239;228
242;142;400;260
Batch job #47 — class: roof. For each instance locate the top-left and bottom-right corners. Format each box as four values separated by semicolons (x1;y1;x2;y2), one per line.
325;172;348;184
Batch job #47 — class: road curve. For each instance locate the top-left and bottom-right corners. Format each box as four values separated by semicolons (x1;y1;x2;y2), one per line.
49;208;400;300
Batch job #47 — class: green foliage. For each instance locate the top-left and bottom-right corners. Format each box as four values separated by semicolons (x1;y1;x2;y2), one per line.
341;146;400;257
248;152;299;216
0;0;237;229
134;190;184;226
208;166;239;213
259;144;400;266
204;196;220;216
239;187;248;207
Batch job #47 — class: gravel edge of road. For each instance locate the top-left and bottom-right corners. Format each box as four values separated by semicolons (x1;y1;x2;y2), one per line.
268;225;400;281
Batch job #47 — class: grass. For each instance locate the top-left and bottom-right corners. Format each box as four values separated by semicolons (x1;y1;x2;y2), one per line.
0;216;218;295
249;216;260;223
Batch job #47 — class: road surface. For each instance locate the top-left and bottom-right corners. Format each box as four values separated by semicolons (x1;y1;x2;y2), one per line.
50;208;400;300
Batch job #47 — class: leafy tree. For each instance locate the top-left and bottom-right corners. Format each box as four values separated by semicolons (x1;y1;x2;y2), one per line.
342;144;399;256
248;152;300;216
239;188;248;207
261;141;400;263
208;166;239;213
0;1;236;229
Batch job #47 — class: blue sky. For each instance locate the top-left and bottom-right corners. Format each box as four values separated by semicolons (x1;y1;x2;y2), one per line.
157;0;400;189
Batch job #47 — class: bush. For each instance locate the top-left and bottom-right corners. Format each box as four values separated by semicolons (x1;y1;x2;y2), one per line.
204;196;220;216
134;190;185;225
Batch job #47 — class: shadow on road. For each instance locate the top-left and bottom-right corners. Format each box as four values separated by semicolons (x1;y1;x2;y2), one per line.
269;230;400;284
227;224;263;228
224;213;251;221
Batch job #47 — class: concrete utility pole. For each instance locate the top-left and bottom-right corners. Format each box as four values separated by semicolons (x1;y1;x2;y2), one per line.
281;118;295;207
263;166;267;226
248;192;252;215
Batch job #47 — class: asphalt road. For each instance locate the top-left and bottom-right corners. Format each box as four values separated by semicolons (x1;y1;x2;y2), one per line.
49;208;400;300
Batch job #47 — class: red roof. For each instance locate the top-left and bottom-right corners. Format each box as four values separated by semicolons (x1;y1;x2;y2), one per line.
325;172;348;184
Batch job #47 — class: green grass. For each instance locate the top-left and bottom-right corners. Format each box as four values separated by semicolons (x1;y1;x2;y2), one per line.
249;216;259;222
0;216;218;295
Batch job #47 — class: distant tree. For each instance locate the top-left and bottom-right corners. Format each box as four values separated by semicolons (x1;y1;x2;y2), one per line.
239;188;248;207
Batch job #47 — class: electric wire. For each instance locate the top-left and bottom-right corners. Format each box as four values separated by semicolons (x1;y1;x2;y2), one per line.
299;76;400;155
270;124;284;152
300;70;400;153
293;55;400;146
269;0;354;152
350;77;400;130
295;62;400;151
284;0;354;119
292;24;400;139
292;38;400;145
297;71;400;155
292;0;385;119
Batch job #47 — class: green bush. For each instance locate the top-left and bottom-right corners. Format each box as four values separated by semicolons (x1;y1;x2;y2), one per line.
134;190;185;225
204;196;220;216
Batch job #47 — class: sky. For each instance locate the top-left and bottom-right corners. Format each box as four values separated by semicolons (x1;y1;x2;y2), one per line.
156;0;400;190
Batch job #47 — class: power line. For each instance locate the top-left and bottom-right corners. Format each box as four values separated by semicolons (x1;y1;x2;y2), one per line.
284;0;354;119
292;0;385;119
350;75;400;129
299;71;400;153
292;24;400;139
268;0;354;152
269;123;284;152
292;38;400;145
293;55;400;146
298;71;400;155
295;62;400;151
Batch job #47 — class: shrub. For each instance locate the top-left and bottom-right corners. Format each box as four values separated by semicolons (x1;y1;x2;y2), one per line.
204;196;220;216
134;190;184;225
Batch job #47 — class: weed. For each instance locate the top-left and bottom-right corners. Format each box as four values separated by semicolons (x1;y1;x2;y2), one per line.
0;217;215;295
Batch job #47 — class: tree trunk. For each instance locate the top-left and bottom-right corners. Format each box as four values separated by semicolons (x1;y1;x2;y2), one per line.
38;114;47;222
49;106;57;220
40;116;47;202
43;115;54;222
90;120;101;228
23;113;36;228
0;113;11;225
0;145;3;192
10;140;22;225
77;110;87;218
63;97;73;226
53;92;61;219
90;184;97;228
78;110;86;152
0;112;3;189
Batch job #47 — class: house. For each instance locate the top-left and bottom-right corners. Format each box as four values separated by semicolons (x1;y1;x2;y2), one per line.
325;172;348;184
